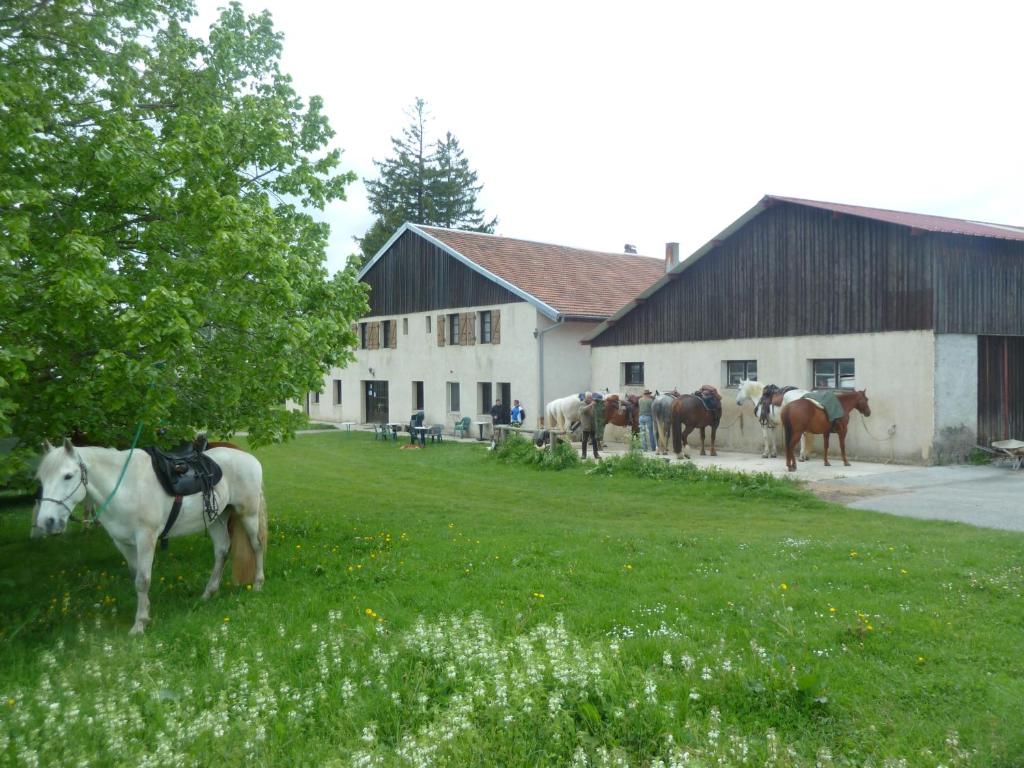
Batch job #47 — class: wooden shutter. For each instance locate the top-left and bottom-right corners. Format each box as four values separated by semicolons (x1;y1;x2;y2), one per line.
368;321;380;350
437;315;446;346
389;320;398;349
459;313;469;345
467;312;477;345
491;309;501;344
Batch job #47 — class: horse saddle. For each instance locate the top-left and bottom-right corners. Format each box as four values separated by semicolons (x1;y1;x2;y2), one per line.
144;444;223;498
692;386;722;413
800;391;844;422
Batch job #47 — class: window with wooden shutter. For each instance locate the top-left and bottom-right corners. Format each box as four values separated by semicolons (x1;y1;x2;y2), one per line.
368;321;380;350
491;309;501;344
436;315;446;346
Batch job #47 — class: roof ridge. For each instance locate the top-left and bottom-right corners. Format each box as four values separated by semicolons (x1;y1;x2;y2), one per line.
415;224;659;261
767;194;1024;231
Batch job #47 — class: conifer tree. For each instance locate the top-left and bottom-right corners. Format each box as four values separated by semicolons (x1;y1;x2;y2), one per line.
358;99;497;263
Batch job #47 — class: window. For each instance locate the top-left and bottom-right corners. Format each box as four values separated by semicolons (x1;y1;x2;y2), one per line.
403;318;408;335
623;362;644;387
359;322;368;349
447;382;461;412
312;390;321;404
448;314;460;345
426;315;431;333
479;382;492;413
333;379;342;405
381;320;391;349
813;358;856;390
480;310;492;343
725;360;757;389
413;381;424;410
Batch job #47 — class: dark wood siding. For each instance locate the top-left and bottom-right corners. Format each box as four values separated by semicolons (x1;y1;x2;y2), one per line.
592;202;1024;347
362;231;523;317
977;335;1024;444
933;235;1024;335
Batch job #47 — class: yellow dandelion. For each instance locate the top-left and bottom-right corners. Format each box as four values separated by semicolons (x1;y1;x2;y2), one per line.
900;568;907;575
6;698;14;706
849;551;858;558
780;583;788;591
829;606;837;613
365;607;373;615
917;656;925;664
223;617;230;623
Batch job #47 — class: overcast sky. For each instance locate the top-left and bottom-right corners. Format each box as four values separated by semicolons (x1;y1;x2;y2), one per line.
191;1;1024;274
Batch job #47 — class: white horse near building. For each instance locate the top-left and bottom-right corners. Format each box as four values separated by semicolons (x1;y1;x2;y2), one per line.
735;379;810;460
545;392;589;432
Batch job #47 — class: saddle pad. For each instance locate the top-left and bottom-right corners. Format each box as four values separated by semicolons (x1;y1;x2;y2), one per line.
801;391;844;422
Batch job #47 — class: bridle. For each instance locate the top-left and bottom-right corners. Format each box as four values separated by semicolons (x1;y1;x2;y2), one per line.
39;456;89;522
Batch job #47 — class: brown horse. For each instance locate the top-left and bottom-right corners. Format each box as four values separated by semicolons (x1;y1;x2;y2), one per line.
780;390;871;472
602;394;639;436
669;386;723;459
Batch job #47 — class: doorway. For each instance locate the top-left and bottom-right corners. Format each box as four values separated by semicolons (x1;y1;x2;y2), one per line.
364;380;389;424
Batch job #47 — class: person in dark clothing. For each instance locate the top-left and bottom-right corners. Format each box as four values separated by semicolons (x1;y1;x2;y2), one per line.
578;393;600;459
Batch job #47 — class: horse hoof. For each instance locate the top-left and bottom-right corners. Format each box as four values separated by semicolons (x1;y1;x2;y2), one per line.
129;623;146;635
823;461;831;467
761;453;769;459
844;461;851;467
769;452;777;458
700;450;707;456
710;451;717;457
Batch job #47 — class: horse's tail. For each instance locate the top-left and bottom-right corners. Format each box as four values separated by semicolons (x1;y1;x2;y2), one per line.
230;487;268;585
671;403;683;455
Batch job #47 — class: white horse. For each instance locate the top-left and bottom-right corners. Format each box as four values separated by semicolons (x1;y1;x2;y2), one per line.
35;439;267;634
735;379;810;460
545;393;585;432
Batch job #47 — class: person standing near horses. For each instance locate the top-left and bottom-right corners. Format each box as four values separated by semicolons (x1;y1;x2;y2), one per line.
638;390;655;451
510;399;525;426
578;393;601;460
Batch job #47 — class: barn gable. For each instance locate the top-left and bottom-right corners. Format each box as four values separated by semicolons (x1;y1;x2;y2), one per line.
587;196;1024;347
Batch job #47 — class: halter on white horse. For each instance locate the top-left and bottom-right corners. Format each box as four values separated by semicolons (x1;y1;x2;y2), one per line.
36;438;267;634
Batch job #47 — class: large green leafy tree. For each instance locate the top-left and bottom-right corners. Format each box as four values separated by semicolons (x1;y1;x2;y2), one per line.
357;98;496;264
0;0;367;481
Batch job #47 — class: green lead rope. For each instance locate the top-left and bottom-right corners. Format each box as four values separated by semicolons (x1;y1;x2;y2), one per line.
92;421;145;521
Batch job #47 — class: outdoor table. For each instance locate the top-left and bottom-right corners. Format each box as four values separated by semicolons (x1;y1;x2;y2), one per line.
474;421;489;441
413;426;429;446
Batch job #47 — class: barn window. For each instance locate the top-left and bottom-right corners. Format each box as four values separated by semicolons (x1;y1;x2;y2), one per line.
425;315;431;334
448;314;460;345
725;360;757;388
359;322;368;349
333;379;342;405
381;320;391;348
480;311;492;343
813;359;856;390
622;362;644;387
447;381;461;412
403;318;408;335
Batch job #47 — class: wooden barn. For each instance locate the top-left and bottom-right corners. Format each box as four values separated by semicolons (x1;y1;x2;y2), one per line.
584;195;1024;463
309;224;663;430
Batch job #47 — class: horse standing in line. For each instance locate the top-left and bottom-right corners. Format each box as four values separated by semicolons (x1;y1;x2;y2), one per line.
650;392;679;455
671;386;723;459
780;390;871;472
545;393;585;433
601;394;639;437
734;379;810;460
34;438;268;634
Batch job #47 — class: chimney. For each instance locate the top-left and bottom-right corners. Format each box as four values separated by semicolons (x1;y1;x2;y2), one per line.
623;244;637;254
665;242;679;273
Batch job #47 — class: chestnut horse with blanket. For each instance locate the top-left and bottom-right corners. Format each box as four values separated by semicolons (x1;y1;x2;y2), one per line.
780;390;871;472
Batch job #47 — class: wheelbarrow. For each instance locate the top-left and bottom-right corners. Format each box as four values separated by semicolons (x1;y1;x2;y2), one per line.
991;439;1024;470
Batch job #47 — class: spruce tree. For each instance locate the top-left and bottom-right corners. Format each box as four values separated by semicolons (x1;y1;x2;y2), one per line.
358;99;497;264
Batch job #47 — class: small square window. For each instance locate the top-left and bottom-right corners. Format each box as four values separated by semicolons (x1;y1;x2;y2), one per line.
812;358;856;390
725;360;757;388
623;362;644;387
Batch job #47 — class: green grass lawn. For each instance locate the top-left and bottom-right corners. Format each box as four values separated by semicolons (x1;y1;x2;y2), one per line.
1;432;1022;766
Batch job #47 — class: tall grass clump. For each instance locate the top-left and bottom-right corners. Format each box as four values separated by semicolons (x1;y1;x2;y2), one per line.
588;440;805;498
491;434;581;471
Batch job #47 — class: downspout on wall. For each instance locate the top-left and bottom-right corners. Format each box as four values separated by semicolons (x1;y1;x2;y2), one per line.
536;317;564;427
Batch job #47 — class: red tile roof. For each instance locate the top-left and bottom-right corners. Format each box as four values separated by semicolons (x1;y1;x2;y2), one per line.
417;226;664;319
769;195;1024;241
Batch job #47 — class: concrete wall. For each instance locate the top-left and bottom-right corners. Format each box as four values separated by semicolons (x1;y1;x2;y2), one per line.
932;334;977;463
308;304;597;433
590;331;939;463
